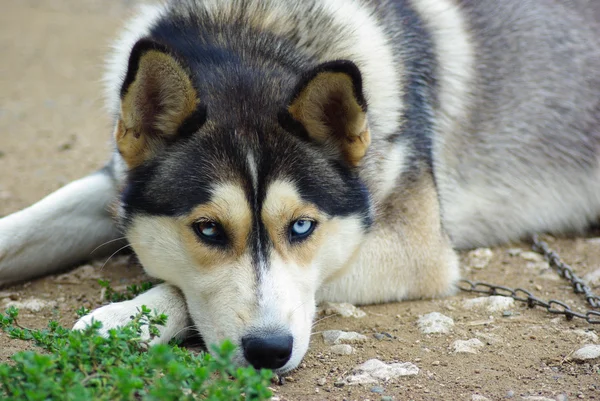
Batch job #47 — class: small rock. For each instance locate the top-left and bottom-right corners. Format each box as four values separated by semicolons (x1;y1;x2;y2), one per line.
583;268;600;287
572;329;599;343
466;248;494;269
318;302;366;318
381;397;394;401
571;344;600;361
370;386;385;394
463;296;515;313
330;344;354;355
474;331;502;345
502;310;513;317
555;394;568;401
431;360;440;366
417;312;454;334
316;378;326;386
507;248;522;256
471;395;491;401
333;381;345;388
506;390;515;398
520;251;545;262
521;397;555;401
452;338;485;354
0;291;19;301
344;359;419;385
526;261;550;271
5;297;57;312
322;330;368;345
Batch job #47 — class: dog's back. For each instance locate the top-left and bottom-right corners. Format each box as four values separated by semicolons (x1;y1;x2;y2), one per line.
428;0;600;246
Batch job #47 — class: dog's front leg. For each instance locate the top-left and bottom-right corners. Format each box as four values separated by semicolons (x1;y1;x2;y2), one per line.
74;283;191;344
0;165;122;286
317;171;460;305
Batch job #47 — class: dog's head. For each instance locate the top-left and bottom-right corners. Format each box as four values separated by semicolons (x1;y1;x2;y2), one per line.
114;39;373;372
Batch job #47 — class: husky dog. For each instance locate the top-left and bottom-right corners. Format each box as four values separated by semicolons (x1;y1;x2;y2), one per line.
1;0;600;372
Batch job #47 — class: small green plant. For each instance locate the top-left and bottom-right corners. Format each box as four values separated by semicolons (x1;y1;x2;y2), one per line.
98;279;154;302
0;306;272;401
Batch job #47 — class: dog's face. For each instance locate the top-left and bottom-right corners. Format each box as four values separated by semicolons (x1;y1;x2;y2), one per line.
114;39;372;372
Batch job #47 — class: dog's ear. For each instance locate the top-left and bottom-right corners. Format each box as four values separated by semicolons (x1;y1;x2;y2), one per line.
286;60;370;167
116;39;202;168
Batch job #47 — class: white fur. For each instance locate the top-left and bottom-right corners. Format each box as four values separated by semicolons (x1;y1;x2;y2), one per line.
0;171;120;286
74;283;190;343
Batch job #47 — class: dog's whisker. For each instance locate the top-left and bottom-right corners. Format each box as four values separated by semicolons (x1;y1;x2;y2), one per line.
90;236;128;255
311;313;338;328
99;244;133;271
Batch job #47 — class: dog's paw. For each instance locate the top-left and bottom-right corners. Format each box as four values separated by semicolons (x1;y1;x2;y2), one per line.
73;301;171;345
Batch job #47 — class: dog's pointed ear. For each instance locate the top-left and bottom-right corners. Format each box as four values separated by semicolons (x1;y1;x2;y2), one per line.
287;60;370;166
116;39;202;168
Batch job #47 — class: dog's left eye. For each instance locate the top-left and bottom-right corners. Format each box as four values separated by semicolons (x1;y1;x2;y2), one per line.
290;219;316;241
193;221;227;245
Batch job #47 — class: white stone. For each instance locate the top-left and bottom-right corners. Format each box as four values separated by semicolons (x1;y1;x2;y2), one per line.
417;312;454;334
318;302;366;318
519;251;545;262
583;268;600;287
330;344;355;355
344;359;419;385
322;330;368;345
506;248;522;256
521;397;555;401
452;338;485;354
572;329;599;343
471;395;491;401
571;344;600;361
462;296;515;313
466;248;494;269
5;297;57;312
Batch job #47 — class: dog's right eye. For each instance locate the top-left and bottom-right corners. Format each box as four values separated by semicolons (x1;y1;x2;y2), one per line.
192;221;227;246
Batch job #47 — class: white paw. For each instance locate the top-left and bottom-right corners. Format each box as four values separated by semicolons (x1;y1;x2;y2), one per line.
73;301;170;345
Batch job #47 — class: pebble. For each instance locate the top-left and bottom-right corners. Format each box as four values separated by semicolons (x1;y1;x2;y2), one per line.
506;390;515;398
316;378;327;386
4;297;57;312
381;397;394;401
571;344;600;361
462;296;515;313
452;338;485;354
322;330;368;345
507;248;522;256
330;344;355;355
471;395;491;401
583;268;600;287
318;302;367;318
344;359;419;385
571;329;599;343
417;312;455;334
521;397;555;401
370;386;385;394
466;248;494;269
520;251;545;262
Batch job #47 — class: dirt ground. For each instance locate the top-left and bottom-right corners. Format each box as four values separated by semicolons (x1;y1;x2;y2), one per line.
1;2;599;400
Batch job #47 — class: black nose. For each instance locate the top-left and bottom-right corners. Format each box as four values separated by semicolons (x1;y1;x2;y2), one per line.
242;334;294;370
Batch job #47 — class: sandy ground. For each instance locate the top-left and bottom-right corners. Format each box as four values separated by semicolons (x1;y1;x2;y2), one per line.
1;2;599;400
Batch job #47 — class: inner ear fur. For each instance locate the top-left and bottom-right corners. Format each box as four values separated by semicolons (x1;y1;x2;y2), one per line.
287;61;370;166
116;39;200;168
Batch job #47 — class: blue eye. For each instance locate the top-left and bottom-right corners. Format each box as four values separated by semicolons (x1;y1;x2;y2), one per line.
290;219;316;241
193;221;227;245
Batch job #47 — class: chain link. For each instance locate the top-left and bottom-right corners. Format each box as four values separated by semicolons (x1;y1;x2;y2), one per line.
457;235;600;324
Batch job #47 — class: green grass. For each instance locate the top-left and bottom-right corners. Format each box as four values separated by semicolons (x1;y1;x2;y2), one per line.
0;282;273;400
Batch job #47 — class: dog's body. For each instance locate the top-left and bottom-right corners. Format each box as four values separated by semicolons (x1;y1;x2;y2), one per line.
1;0;600;372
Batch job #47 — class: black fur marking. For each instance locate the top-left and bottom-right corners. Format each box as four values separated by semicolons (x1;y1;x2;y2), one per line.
382;0;438;170
289;60;367;111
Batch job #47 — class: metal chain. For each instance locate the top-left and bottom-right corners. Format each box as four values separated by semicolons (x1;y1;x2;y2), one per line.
457;235;600;324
